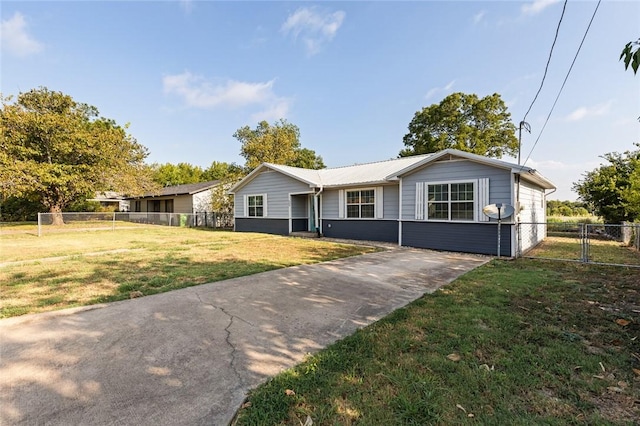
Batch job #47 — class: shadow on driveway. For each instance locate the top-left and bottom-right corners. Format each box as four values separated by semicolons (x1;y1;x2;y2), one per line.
0;248;489;425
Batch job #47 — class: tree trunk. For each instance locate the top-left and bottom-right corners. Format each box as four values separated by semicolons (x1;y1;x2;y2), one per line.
50;205;65;225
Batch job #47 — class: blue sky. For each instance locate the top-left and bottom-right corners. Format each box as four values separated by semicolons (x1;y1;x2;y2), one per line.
2;0;639;200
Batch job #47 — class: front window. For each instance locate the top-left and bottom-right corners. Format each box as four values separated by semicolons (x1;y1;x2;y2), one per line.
248;195;264;217
346;189;375;218
427;182;474;221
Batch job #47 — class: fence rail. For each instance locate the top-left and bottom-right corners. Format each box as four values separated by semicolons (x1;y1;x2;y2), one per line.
519;222;640;268
36;211;233;236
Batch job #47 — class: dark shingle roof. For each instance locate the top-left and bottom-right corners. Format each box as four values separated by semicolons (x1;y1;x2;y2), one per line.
131;180;221;199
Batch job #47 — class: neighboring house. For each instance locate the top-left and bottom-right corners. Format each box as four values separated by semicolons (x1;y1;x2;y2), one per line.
127;180;221;214
229;149;555;256
88;191;130;211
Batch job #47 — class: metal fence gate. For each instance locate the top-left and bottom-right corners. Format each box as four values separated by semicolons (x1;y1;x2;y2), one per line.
518;222;640;268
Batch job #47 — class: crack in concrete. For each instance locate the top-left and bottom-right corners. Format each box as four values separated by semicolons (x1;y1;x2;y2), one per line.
194;292;253;386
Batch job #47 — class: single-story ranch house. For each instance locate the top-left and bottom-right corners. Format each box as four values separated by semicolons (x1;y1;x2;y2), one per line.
229;149;555;256
127;180;220;214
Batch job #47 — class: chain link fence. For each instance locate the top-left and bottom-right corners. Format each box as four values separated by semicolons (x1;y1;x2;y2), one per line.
519;222;640;267
36;211;233;236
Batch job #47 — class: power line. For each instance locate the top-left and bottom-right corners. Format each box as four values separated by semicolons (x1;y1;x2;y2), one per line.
522;0;568;124
521;0;602;169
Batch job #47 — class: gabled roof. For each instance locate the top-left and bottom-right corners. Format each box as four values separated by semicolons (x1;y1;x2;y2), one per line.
387;149;555;189
129;180;221;199
229;149;555;193
229;155;433;192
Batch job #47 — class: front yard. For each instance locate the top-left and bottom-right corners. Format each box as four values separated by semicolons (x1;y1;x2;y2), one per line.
0;227;377;318
235;258;640;424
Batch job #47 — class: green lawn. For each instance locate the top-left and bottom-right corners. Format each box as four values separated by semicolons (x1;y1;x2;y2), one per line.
0;227;377;318
235;256;640;424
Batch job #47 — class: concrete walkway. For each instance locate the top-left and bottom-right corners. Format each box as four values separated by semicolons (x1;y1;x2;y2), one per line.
0;248;489;425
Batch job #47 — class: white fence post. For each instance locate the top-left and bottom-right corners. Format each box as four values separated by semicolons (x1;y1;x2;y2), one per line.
37;212;41;237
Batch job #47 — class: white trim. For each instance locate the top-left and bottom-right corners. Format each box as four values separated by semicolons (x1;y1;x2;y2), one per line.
338;189;345;219
246;193;267;218
415;182;425;220
345;187;377;219
398;178;403;246
288;194;292;234
416;179;481;223
376;186;384;219
477;178;490;222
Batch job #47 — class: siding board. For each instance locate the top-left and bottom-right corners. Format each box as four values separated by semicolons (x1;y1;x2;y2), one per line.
402;221;511;256
322;220;398;242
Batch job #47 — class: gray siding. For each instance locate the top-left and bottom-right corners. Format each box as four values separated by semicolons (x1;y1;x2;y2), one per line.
519;180;547;252
291;195;308;218
322;220;398;243
401;160;512;220
402;221;511;256
383;185;399;219
321;189;340;218
235;218;289;235
234;170;311;218
321;185;398;219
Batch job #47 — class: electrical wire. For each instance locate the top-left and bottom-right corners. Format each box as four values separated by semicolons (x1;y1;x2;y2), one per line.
521;0;602;169
522;0;568;124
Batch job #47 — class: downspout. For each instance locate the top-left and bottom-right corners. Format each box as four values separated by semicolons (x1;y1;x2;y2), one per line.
314;185;323;237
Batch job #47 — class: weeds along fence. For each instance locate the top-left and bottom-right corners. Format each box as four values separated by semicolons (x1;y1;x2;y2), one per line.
518;222;640;268
36;211;233;236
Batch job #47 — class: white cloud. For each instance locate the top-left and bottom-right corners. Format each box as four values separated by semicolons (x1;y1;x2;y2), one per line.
473;11;486;24
163;71;292;119
425;80;456;100
0;12;43;57
251;99;291;122
521;0;561;16
281;7;345;56
566;101;612;121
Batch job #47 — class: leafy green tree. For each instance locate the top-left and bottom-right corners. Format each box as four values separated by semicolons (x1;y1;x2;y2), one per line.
208;164;246;215
234;119;324;170
0;87;156;224
290;147;326;169
400;92;518;158
620;39;640;74
202;161;244;181
151;162;204;186
573;144;640;223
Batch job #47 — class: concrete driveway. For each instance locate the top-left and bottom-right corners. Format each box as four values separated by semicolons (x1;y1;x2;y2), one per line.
0;248;488;425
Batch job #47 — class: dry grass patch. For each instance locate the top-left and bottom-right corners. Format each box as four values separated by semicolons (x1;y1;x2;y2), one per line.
0;228;377;318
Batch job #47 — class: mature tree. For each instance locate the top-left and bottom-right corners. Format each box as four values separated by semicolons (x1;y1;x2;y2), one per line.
151;162;204;187
202;161;244;181
234;119;324;170
290;147;326;169
621;38;640;74
573;144;640;223
0;87;156;224
208;163;246;216
400;92;518;158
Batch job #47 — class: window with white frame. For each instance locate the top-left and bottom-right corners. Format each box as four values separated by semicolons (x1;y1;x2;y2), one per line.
247;195;264;217
427;182;475;221
346;189;375;218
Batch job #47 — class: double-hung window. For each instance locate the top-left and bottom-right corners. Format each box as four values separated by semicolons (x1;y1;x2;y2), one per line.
427;182;475;221
346;189;375;218
247;195;264;217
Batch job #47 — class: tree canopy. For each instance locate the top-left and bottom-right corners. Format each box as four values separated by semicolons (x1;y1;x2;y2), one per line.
234;119;325;170
400;92;518;159
150;162;205;187
0;87;156;221
573;144;640;224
